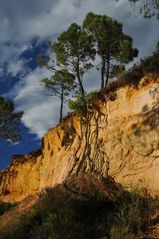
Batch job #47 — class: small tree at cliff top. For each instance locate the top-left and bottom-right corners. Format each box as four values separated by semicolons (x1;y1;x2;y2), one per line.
53;23;96;95
0;96;23;143
83;12;138;88
41;69;75;123
138;41;159;74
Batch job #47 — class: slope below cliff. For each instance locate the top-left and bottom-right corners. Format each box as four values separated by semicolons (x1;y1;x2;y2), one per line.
1;74;159;202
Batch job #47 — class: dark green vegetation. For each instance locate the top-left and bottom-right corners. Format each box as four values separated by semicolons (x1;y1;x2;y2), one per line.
38;12;138;122
83;12;138;88
0;175;154;239
68;42;159;116
38;11;159;121
68;91;97;116
117;41;159;86
0;96;23;143
0;201;14;216
53;22;96;95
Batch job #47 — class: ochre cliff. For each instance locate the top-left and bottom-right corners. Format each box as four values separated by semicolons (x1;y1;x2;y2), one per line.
1;75;159;202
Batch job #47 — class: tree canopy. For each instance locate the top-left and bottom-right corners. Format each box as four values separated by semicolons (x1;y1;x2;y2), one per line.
83;12;138;87
53;23;96;95
38;12;139;121
0;96;23;143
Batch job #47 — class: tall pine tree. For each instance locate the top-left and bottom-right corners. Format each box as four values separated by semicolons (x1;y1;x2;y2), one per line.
41;70;74;123
53;23;96;95
83;12;138;88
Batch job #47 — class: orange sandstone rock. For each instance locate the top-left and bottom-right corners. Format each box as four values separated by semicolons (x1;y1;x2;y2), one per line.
1;76;159;202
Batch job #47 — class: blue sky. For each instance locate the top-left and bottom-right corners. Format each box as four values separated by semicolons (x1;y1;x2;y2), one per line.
0;0;159;170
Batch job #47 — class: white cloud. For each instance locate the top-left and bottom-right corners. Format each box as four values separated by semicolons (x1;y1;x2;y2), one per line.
7;59;25;76
12;67;61;137
22;102;59;138
0;0;158;66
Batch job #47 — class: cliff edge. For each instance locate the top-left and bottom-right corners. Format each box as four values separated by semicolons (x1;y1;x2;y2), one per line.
1;74;159;202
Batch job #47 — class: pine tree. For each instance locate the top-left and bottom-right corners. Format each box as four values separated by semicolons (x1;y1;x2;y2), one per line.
53;23;96;95
83;12;138;88
41;70;75;123
0;97;23;142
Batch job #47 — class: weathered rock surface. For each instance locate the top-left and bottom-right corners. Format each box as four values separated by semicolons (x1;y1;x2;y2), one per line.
1;75;159;202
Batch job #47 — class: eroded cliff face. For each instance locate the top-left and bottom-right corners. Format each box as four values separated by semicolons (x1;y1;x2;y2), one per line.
1;75;159;202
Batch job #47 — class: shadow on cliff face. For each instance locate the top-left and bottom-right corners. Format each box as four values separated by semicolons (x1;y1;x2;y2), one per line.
131;102;159;137
141;86;159;130
137;85;159;130
0;173;155;239
127;86;159;157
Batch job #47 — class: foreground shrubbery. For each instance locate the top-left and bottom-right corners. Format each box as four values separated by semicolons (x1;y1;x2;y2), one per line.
0;183;151;239
0;201;14;216
109;188;144;239
0;186;111;239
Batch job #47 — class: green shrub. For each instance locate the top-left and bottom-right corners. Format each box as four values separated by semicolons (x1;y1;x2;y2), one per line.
106;188;144;239
0;185;150;239
108;42;159;91
0;185;112;239
68;94;88;116
118;70;141;87
0;201;14;216
68;91;97;116
109;225;135;239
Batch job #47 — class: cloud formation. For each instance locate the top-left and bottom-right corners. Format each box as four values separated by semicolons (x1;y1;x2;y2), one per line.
1;0;159;138
12;67;56;137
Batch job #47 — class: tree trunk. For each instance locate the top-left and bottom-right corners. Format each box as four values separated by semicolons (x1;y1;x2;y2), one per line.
105;58;110;87
77;74;85;95
76;55;85;95
59;84;64;123
101;56;105;89
105;44;110;87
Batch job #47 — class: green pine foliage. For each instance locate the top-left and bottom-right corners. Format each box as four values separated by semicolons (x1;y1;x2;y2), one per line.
110;42;159;90
0;96;23;143
53;23;96;95
68;91;97;116
139;42;159;74
68;94;88;116
38;13;159;122
83;12;138;87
